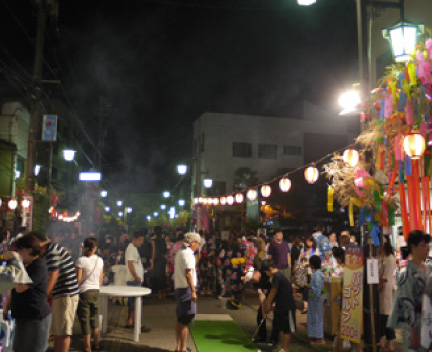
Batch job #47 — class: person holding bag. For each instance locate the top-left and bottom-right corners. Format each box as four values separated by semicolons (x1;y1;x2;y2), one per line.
76;238;104;352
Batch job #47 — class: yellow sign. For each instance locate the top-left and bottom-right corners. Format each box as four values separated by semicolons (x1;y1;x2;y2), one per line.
340;246;364;343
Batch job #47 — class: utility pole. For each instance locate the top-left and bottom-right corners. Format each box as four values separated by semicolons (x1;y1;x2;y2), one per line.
25;0;47;199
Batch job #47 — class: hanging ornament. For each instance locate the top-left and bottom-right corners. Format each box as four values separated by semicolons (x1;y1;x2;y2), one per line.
343;149;359;167
227;195;234;205
8;199;17;210
304;165;319;184
403;132;426;159
247;189;257;201
279;176;292;192
261;185;271;198
220;197;227;205
235;193;244;203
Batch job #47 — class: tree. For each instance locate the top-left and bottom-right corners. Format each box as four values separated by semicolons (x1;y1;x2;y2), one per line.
233;167;259;191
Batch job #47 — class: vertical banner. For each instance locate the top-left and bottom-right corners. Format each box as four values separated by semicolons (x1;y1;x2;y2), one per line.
341;246;364;343
42;114;58;142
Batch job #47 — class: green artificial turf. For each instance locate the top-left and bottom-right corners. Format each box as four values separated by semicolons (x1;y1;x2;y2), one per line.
189;320;258;352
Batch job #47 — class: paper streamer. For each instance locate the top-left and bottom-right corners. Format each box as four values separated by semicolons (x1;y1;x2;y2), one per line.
399;182;410;241
405;156;413;176
405;100;414;125
327;187;334;212
349;198;355;227
384;94;393;119
371;223;381;247
413;160;423;231
388;206;395;227
408;62;417;86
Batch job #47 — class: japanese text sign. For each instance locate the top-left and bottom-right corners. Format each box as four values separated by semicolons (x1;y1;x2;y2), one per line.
341;246;364;343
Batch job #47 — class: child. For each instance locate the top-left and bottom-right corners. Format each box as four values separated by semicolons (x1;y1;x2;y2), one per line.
262;259;296;352
307;255;325;344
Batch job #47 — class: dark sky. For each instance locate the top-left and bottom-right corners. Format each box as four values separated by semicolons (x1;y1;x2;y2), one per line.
1;0;359;193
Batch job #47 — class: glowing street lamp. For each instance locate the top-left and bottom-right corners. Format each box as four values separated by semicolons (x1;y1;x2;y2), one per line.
153;211;159;217
160;204;166;210
146;215;152;221
63;149;76;162
104;206;110;212
178;199;186;206
117;200;123;207
177;164;187;175
203;178;213;189
118;211;124;217
163;191;170;198
100;190;108;198
383;20;423;63
297;0;316;5
126;207;133;214
338;90;361;115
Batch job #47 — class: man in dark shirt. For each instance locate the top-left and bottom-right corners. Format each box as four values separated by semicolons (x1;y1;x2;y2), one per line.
267;229;291;281
262;259;296;352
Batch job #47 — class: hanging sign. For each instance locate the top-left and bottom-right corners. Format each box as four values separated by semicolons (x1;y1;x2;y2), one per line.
341;246;364;344
366;258;379;284
42;114;58;142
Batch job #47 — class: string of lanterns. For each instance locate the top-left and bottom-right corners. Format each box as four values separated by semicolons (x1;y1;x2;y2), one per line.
193;133;426;207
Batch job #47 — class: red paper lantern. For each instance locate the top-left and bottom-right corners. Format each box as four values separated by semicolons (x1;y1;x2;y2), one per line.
304;165;319;184
261;185;271;198
343;149;359;167
279;176;292;192
403;132;425;159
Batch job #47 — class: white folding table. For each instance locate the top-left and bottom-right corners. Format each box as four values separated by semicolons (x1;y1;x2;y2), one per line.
99;285;152;342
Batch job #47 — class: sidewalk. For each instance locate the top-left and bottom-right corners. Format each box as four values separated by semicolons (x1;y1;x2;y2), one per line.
48;291;403;352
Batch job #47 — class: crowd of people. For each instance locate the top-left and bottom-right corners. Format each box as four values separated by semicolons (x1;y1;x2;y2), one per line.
0;224;431;352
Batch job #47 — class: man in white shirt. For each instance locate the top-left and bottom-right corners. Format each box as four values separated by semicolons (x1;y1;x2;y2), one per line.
174;232;200;352
125;231;150;332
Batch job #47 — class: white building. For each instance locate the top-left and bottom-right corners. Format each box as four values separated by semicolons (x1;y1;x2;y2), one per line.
192;101;358;197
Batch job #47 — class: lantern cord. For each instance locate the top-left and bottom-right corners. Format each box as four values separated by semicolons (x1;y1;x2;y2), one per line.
211;143;355;198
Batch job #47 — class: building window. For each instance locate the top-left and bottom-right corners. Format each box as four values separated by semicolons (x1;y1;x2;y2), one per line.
283;145;302;156
258;144;277;159
233;142;252;158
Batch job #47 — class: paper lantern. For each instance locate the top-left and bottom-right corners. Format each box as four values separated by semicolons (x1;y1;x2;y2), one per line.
198;197;204;204
235;193;244;203
227;195;234;205
304;165;319;184
213;198;219;206
194;198;199;204
202;198;208;205
279;177;292;192
8;199;17;210
247;189;257;201
403;132;426;159
22;199;31;209
261;185;271;198
220;197;227;205
343;149;359;167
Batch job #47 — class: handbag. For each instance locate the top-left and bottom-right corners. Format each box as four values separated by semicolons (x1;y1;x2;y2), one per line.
294;261;307;288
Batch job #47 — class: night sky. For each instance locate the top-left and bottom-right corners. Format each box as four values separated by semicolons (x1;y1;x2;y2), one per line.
1;0;359;193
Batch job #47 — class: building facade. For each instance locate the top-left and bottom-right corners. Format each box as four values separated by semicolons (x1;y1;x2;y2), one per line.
192;102;358;199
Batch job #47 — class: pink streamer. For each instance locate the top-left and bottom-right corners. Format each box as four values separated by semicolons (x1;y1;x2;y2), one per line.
424;61;431;84
384;94;393;119
405;100;414;125
395;135;402;161
426;39;432;59
421;121;428;138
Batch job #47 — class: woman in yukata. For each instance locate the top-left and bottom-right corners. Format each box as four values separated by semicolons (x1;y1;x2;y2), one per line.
388;230;431;352
307;255;325;344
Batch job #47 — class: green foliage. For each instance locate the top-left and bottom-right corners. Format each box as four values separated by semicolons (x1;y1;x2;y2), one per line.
33;192;50;235
233;167;259;191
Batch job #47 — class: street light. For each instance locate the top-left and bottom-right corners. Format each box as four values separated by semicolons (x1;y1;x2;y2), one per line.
126;207;133;214
104;206;110;212
177;164;187;175
153;211;159;217
117;200;123;207
160;204;166;210
338;90;362;115
118;211;124;217
178;199;185;206
146;215;152;221
63;149;76;162
383;20;423;63
297;0;316;5
163;191;170;198
100;190;108;198
203;178;213;189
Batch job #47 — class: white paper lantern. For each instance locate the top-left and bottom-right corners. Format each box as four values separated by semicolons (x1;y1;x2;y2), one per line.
261;185;271;198
247;189;257;201
343;149;359;167
235;193;244;203
279;177;292;192
304;165;319;184
227;195;234;205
